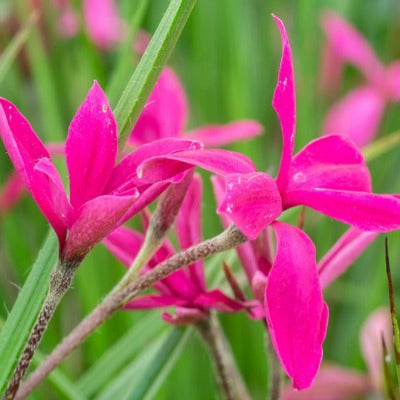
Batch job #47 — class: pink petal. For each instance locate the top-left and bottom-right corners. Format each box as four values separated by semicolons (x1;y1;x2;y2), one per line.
58;8;79;38
83;0;125;49
217;172;282;240
318;228;377;289
266;222;328;389
360;307;392;390
272;15;296;192
106;138;203;194
284;188;400;232
66;81;118;208
185;120;263;147
194;289;244;313
125;294;188;310
103;226;144;267
162;307;207;325
129;68;188;145
384;61;400;101
0;173;25;213
319;41;343;93
137;148;256;184
320;11;383;82
46;142;65;156
282;365;369;400
177;175;206;292
62;193;137;261
323;86;386;147
286;135;371;194
0;99;69;244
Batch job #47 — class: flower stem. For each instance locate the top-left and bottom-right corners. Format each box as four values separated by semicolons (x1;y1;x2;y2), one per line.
265;328;282;400
3;259;79;400
196;314;251;400
16;225;247;399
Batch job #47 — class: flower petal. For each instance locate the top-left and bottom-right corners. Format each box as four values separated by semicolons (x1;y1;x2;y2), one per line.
384;61;400;101
0;173;25;213
177;174;206;292
266;222;328;389
0;99;69;244
137;148;256;184
129;68;188;145
282;365;369;400
360;307;392;390
322;86;386;147
286;134;371;194
125;294;188;310
272;15;296;191
162;307;207;325
284;188;400;232
66;81;118;208
83;0;125;49
318;228;377;289
217;172;282;240
63;193;137;261
194;289;245;313
185;120;263;147
320;11;383;82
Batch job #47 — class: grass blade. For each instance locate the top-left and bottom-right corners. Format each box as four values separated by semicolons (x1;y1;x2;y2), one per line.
114;0;197;150
363;131;400;162
0;230;58;395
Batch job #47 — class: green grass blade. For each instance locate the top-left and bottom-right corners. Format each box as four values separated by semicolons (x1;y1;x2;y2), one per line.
76;312;165;397
0;11;38;84
114;0;197;150
0;230;58;395
363;131;400;162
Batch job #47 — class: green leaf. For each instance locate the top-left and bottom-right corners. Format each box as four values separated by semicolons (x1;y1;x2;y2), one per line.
76;312;166;397
363;131;400;162
94;328;191;400
114;0;197;150
0;11;38;84
0;230;58;395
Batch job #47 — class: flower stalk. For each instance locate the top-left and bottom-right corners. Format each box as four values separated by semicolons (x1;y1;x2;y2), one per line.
16;225;247;399
4;259;80;400
196;314;251;400
265;328;283;400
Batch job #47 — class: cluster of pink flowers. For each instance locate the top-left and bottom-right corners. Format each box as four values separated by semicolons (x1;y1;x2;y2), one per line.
0;10;398;395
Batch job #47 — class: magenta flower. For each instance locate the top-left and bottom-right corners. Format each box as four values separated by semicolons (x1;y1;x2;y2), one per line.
133;15;400;389
129;67;263;148
0;82;209;262
104;174;262;325
320;10;400;146
282;308;392;399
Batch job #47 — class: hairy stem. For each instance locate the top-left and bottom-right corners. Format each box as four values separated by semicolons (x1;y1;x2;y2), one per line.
265;328;282;400
197;314;251;400
17;225;247;399
3;260;79;400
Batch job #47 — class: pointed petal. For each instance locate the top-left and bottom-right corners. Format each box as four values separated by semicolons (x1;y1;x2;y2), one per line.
137;148;256;184
318;228;377;289
320;11;383;81
83;0;125;49
106;138;202;193
0;99;68;244
194;289;244;313
125;294;187;310
266;222;328;389
185;120;263;147
129;68;188;145
282;366;369;400
272;15;296;191
285;188;400;232
286;135;371;194
162;307;207;325
360;307;392;390
177;175;206;292
63;194;137;261
323;86;386;147
217;172;282;240
66;81;118;208
103;226;144;267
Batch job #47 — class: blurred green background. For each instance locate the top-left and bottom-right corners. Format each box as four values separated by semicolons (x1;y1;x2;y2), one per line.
1;0;400;398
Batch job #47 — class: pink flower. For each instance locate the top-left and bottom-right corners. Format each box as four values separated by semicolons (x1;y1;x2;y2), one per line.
0;82;208;261
320;11;400;146
282;308;392;399
129;67;263;148
104;174;262;325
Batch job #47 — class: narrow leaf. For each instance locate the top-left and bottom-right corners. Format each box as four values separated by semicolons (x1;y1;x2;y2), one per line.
0;230;58;395
114;0;197;150
363;131;400;162
382;335;398;400
0;11;38;83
